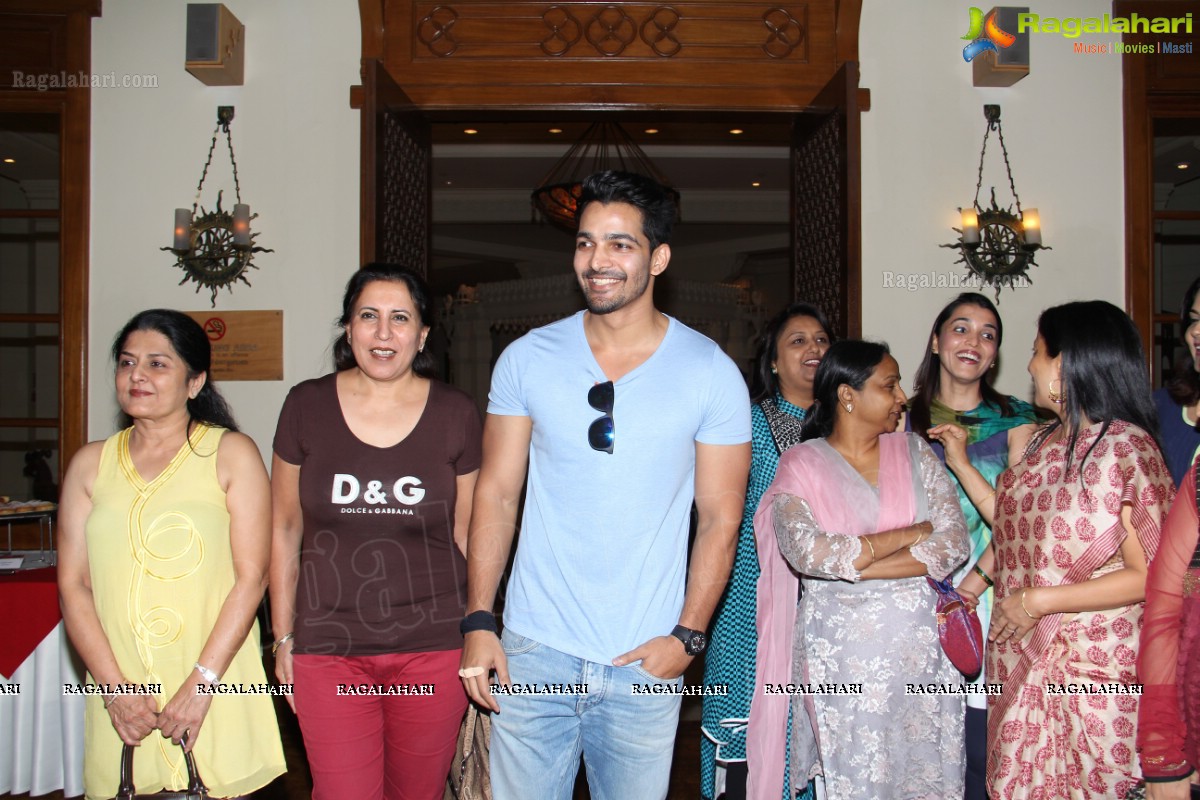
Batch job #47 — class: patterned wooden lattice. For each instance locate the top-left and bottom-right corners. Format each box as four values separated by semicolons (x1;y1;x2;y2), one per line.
380;111;429;275
792;111;844;336
412;3;809;60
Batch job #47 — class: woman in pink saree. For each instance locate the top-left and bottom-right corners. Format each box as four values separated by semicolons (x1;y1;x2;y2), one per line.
747;340;969;800
1137;457;1200;799
985;301;1174;799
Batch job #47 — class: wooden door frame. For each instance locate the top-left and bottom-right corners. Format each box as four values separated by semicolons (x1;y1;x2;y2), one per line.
355;1;865;322
0;0;99;474
1118;0;1200;379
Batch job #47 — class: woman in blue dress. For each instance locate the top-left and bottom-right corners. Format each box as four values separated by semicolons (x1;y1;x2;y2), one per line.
701;303;832;800
906;292;1037;800
1155;274;1200;487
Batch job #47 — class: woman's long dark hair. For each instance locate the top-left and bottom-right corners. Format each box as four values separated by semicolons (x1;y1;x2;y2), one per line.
1166;274;1200;423
749;303;836;404
112;309;238;432
800;340;891;442
1027;301;1162;472
909;292;1013;439
333;263;438;378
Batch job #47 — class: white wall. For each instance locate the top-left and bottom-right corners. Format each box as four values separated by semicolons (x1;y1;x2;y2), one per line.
859;0;1124;401
90;0;361;462
89;0;1127;456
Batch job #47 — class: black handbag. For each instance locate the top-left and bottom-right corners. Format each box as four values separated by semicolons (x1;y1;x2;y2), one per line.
115;739;208;800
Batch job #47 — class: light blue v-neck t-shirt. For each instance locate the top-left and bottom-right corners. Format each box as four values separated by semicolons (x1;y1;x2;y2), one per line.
488;311;751;664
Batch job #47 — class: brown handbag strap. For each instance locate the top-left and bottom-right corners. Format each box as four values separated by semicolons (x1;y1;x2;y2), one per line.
116;734;208;799
461;705;478;759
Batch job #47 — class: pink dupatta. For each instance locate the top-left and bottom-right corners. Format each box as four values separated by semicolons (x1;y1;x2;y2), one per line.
746;432;919;800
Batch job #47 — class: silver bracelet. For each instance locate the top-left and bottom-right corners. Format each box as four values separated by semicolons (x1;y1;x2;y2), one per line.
194;662;219;686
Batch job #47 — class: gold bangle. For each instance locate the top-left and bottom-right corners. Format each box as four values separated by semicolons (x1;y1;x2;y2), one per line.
972;563;994;588
978;488;996;506
272;632;295;655
863;537;876;562
1020;589;1041;620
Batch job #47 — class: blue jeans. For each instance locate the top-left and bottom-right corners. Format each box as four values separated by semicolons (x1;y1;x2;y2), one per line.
490;629;684;800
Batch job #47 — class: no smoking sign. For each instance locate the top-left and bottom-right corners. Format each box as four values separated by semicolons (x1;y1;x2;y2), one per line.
203;317;227;341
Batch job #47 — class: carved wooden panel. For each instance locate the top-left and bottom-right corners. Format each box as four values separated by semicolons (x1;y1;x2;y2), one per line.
365;0;856;110
413;3;808;61
361;60;432;273
791;62;860;338
379;112;431;273
792;111;843;334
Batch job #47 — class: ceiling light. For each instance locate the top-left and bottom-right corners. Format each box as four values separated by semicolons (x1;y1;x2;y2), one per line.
729;128;744;135
463;128;478;135
751;181;761;188
2;158;13;164
1178;162;1191;170
531;121;679;232
548;128;563;134
644;128;659;134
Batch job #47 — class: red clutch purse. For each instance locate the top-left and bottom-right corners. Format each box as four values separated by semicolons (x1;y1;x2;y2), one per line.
927;576;984;678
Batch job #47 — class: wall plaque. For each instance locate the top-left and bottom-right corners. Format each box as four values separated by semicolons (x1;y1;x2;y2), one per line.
182;309;282;381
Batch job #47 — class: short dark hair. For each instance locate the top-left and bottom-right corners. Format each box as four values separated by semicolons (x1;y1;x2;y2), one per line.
576;170;676;251
749;303;836;404
801;339;891;442
1166;273;1200;417
1029;300;1162;472
333;263;437;377
112;309;238;431
909;292;1014;439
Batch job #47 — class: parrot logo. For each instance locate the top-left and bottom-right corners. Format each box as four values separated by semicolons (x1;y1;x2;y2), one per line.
961;7;1016;62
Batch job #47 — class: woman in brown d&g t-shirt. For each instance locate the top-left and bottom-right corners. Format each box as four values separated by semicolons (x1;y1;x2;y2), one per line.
269;264;482;800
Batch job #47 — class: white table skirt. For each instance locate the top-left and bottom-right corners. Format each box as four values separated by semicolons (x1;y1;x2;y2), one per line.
0;623;86;797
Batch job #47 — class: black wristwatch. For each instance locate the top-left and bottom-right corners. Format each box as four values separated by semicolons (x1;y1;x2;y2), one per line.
670;625;708;656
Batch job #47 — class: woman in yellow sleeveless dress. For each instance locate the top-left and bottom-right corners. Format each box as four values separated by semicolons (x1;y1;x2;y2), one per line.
59;310;284;799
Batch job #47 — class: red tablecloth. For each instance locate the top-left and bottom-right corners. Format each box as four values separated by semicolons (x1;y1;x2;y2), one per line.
0;566;61;678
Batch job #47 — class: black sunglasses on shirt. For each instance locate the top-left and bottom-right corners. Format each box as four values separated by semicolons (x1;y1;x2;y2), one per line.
588;381;614;454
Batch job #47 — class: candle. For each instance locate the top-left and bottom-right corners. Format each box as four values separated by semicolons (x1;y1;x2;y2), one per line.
960;207;980;245
1022;208;1041;247
232;204;251;248
174;208;192;251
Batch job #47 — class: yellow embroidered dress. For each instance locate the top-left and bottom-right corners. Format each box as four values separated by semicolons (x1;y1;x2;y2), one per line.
82;425;284;799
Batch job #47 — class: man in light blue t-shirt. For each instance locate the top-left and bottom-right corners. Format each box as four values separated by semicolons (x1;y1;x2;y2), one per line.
459;170;751;800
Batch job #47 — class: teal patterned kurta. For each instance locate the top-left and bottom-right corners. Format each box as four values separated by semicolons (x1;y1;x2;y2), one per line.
702;395;805;800
908;396;1036;705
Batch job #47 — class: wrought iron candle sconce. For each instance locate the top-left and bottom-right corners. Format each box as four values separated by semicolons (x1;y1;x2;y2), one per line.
941;105;1047;300
163;106;271;307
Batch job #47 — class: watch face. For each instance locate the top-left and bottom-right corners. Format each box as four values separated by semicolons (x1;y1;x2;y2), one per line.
672;625;707;655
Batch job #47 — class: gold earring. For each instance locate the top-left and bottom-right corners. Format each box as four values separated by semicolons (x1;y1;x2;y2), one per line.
1048;379;1065;404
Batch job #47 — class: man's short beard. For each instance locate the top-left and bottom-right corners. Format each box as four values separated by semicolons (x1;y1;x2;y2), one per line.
580;270;649;315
